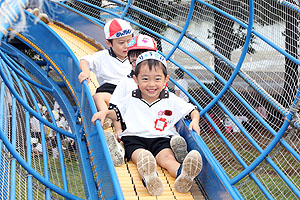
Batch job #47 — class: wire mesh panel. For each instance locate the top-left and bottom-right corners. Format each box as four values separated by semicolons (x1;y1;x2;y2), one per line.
1;0;300;199
0;41;87;199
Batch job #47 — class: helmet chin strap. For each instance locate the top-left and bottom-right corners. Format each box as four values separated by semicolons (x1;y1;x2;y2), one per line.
164;81;168;89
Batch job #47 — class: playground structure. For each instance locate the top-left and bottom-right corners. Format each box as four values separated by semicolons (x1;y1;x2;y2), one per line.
0;0;300;199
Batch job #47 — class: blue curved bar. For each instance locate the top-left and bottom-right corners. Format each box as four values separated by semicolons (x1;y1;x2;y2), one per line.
165;0;195;60
120;0;132;19
0;127;83;200
200;0;254;115
1;0;300;199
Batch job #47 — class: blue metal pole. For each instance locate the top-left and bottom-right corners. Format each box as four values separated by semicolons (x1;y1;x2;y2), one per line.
0;54;74;138
120;0;132;19
4;66;17;200
7;52;70;193
0;73;8;200
166;0;195;60
2;52;52;199
230;98;297;185
0;127;83;200
199;0;254;115
37;88;69;193
2;55;34;198
9;94;17;200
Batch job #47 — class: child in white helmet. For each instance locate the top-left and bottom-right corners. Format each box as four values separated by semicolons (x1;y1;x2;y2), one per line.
104;34;157;166
106;35;188;166
78;18;134;128
92;51;202;196
110;34;157;133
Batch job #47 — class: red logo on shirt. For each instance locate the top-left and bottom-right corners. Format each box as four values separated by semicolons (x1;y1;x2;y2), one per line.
154;118;167;131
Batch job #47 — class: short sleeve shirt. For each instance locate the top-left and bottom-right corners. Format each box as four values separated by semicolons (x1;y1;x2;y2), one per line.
30;117;41;132
110;76;137;106
80;49;131;86
174;79;189;102
116;90;196;138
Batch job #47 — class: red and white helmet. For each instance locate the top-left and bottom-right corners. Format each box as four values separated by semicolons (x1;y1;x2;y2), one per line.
104;18;134;39
127;34;157;52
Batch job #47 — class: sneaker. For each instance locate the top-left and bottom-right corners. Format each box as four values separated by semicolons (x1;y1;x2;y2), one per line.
174;150;202;193
104;132;124;166
170;135;188;163
39;13;50;24
31;8;40;17
103;118;112;130
137;150;164;196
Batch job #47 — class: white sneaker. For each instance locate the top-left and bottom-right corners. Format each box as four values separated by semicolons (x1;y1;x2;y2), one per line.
137;150;163;196
31;8;40;17
39;13;50;24
104;132;124;166
103;118;112;130
170;135;188;163
174;150;202;193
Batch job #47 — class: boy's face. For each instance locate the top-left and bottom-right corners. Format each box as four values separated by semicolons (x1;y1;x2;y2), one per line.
133;63;169;104
106;35;132;60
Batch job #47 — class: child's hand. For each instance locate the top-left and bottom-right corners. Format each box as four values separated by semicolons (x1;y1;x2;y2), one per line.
91;111;106;126
78;71;90;83
189;120;200;135
114;131;122;142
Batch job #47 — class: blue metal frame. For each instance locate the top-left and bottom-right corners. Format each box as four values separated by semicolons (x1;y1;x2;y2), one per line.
0;71;9;200
0;39;99;199
8;4;123;199
1;0;300;199
43;0;108;49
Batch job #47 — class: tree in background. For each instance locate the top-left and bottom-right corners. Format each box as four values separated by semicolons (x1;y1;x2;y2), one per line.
132;0;179;52
209;0;255;93
282;7;298;108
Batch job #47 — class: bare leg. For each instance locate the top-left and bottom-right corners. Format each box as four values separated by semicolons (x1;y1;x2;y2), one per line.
155;148;180;178
131;148;145;164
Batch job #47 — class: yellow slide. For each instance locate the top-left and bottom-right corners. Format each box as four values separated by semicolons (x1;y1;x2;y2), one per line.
48;22;203;200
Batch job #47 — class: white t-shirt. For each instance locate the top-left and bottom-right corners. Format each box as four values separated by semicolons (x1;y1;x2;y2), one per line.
30;117;41;132
53;101;60;112
80;49;131;86
58;116;68;130
116;90;195;138
110;75;137;105
174;79;189;102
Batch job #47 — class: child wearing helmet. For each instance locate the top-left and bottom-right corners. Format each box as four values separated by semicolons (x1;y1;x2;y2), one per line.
106;36;189;167
78;18;134;126
110;34;157;114
91;51;202;196
104;34;157;166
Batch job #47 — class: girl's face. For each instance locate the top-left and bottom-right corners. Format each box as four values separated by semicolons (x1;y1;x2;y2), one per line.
133;63;169;104
128;54;138;70
106;35;133;60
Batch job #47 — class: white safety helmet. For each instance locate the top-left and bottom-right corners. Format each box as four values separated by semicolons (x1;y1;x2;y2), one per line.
135;51;168;69
104;18;134;40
